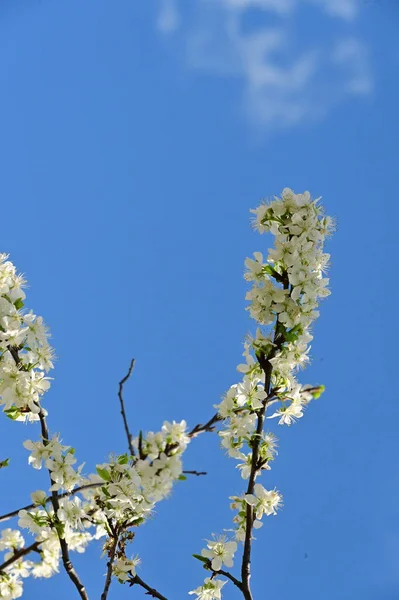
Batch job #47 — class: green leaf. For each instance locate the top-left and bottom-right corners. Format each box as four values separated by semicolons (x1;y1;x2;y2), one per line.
178;475;187;481
192;554;209;564
311;385;325;399
14;298;24;310
4;407;22;421
0;458;10;469
101;486;111;497
117;453;129;465
96;467;111;482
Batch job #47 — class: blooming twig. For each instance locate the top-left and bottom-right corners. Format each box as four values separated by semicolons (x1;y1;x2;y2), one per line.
100;532;120;600
0;482;102;524
0;541;42;573
37;409;89;600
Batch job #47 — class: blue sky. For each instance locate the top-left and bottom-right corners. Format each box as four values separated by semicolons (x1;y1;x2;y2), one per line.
0;0;397;598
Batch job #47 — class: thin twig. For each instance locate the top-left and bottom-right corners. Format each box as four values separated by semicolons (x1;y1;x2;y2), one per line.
38;410;89;600
182;470;207;476
188;413;222;438
0;482;102;524
100;533;119;600
118;358;136;457
0;541;42;572
6;345;89;600
129;574;168;599
240;278;289;600
202;559;243;591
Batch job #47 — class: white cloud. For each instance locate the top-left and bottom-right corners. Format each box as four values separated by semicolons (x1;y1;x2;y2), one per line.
156;0;372;130
157;0;180;34
332;38;373;95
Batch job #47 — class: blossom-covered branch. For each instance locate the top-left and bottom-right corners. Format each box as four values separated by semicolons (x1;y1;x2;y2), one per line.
0;254;203;599
191;188;333;599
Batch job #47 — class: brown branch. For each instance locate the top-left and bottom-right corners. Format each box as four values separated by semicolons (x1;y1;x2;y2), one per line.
118;358;136;457
241;280;289;600
0;541;42;572
188;413;222;438
129;574;168;599
240;370;271;600
6;345;89;599
100;533;119;600
38;410;89;600
0;482;102;524
202;558;243;591
182;470;207;476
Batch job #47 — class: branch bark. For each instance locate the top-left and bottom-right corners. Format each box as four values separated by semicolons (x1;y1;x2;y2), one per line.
38;410;89;600
0;541;42;573
240;275;289;600
6;345;89;599
129;574;168;600
0;482;102;524
100;533;119;600
118;358;136;457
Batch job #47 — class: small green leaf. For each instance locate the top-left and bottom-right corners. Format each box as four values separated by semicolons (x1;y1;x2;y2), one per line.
0;458;10;469
117;453;129;465
4;407;22;421
192;554;209;563
96;467;111;482
14;298;24;310
311;385;325;399
178;475;187;481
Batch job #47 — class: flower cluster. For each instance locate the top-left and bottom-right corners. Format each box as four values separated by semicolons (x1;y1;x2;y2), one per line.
0;254;192;599
191;189;332;598
0;254;53;422
0;421;190;598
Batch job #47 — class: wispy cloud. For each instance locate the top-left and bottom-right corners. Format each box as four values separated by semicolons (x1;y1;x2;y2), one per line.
157;0;180;34
156;0;372;130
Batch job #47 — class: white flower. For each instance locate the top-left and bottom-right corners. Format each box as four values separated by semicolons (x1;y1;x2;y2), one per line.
31;490;48;506
57;497;85;529
201;535;237;571
244;484;282;518
0;576;23;599
0;529;24;551
189;578;226;600
236;378;266;410
112;556;140;582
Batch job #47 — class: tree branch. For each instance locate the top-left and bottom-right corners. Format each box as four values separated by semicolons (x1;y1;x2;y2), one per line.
100;533;119;600
0;483;102;524
129;574;168;599
182;470;207;476
38;410;89;600
188;413;222;438
202;559;243;591
240;279;289;600
0;541;42;573
6;345;89;599
118;358;136;457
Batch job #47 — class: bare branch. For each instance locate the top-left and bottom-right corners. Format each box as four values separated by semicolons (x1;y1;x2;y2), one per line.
129;574;168;600
118;358;136;457
182;470;207;476
188;413;222;438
